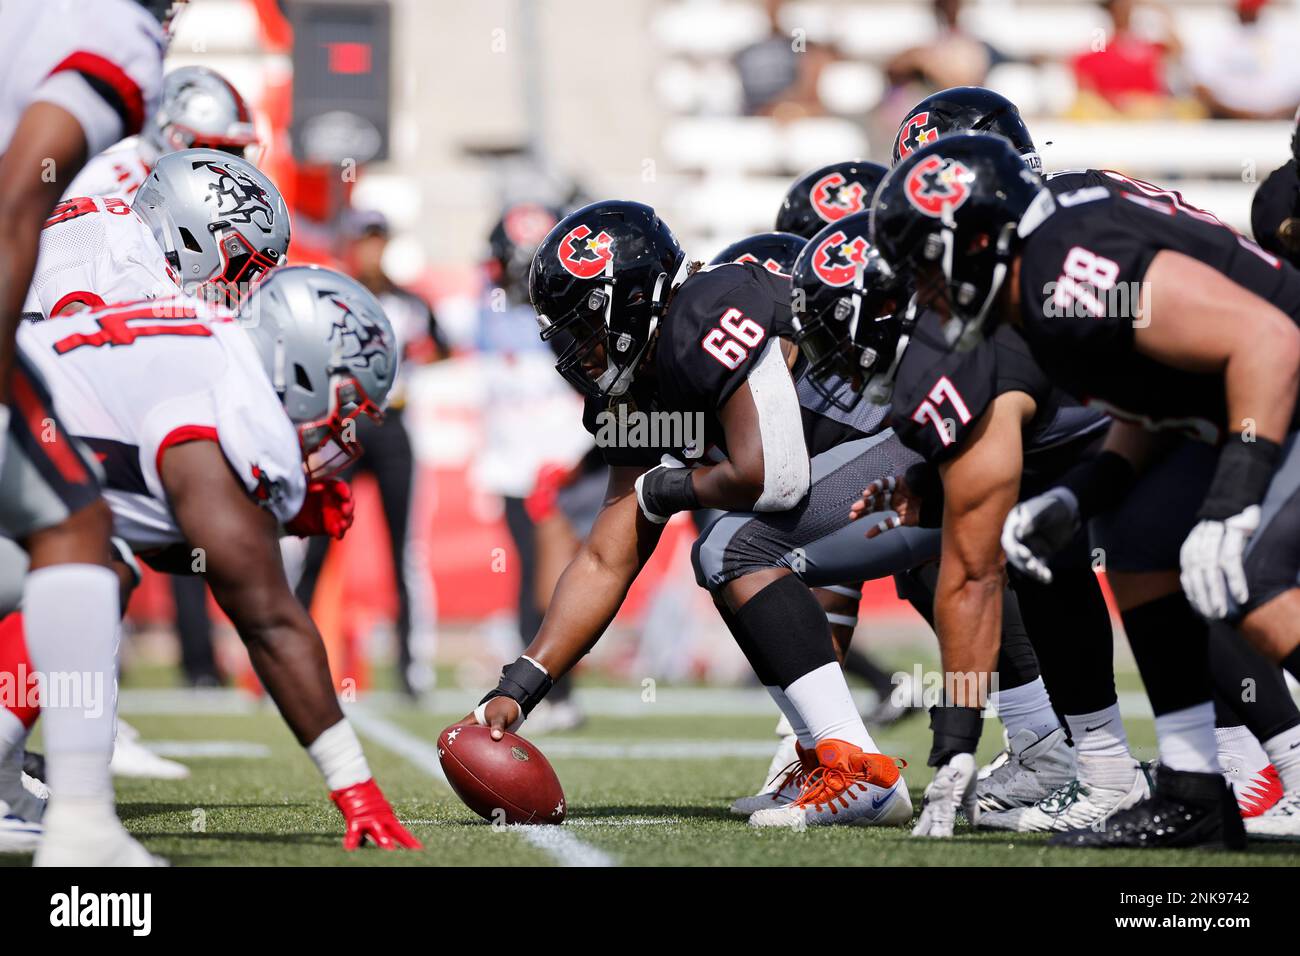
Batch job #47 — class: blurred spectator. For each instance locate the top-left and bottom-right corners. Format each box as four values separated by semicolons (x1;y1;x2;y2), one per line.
295;209;447;699
1070;0;1187;118
885;0;1005;92
1186;0;1300;120
734;0;834;120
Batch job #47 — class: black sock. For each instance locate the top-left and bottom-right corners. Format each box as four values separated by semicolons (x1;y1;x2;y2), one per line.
1015;567;1118;716
928;705;983;766
728;575;838;690
1209;623;1300;739
843;649;896;698
1121;592;1213;717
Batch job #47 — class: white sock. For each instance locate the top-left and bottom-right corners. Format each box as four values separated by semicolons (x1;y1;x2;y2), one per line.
783;662;878;752
24;565;119;803
0;721;28;795
988;677;1060;741
1262;723;1300;792
766;687;813;748
1065;702;1130;760
1154;701;1218;773
0;708;28;758
307;719;372;790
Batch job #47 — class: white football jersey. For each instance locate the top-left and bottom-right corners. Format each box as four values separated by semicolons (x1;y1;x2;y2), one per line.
17;296;307;550
22;194;179;318
0;0;164;159
65;139;152;201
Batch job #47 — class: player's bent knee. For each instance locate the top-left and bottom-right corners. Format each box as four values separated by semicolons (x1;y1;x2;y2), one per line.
23;498;115;570
1239;590;1300;661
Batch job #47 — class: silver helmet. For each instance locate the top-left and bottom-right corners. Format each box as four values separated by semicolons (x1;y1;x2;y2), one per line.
239;266;398;478
132;148;290;307
140;66;260;165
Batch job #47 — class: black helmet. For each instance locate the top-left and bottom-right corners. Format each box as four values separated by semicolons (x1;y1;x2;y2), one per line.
708;231;807;275
775;161;888;239
791;211;909;408
488;202;562;302
893;87;1040;173
529;200;686;398
871;131;1055;350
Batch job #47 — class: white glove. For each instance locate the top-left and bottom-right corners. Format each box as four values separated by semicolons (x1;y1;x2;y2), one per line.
1179;505;1261;619
1000;487;1081;585
912;752;979;838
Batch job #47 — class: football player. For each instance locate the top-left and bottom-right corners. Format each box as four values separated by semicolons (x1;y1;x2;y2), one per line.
708;232;807;275
861;87;1296;833
66;64;260;202
463;199;928;829
0;0;165;865
871;131;1300;847
0;266;421;861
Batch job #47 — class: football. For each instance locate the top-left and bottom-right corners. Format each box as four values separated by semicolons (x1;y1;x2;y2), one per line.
437;724;566;825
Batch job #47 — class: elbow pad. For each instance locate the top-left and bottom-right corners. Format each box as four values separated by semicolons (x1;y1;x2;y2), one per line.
748;341;810;511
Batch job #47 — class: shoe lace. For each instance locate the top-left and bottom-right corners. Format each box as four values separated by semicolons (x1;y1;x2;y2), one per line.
1037;779;1088;816
765;757;809;795
792;765;861;812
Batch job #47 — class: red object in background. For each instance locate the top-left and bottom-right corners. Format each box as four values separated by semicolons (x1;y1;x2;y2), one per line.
325;41;372;75
1072;37;1167;104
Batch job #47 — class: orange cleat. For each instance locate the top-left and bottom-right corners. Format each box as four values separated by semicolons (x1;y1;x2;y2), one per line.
748;739;912;829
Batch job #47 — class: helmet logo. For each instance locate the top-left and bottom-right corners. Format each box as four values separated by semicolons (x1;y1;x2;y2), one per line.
904;156;974;218
810;173;866;223
504;204;558;247
735;252;784;274
558;224;614;279
811;230;870;287
326;293;393;376
205;163;275;232
896;111;938;160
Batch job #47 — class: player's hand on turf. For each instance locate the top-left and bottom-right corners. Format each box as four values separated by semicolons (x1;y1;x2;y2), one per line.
1000;487;1080;585
285;478;354;540
1179;505;1260;619
911;753;978;838
330;778;422;851
851;475;920;538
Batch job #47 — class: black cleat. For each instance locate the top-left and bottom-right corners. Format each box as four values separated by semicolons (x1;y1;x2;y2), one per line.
1048;764;1246;850
22;750;45;783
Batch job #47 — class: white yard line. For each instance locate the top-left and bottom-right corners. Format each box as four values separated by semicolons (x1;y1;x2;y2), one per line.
147;741;271;759
344;704;615;868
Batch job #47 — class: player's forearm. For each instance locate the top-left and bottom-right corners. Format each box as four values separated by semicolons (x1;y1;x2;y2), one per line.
237;608;346;746
690;461;764;511
525;544;642;679
1224;324;1300;444
933;553;1004;708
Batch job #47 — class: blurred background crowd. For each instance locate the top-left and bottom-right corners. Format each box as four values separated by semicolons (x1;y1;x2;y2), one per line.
120;0;1298;720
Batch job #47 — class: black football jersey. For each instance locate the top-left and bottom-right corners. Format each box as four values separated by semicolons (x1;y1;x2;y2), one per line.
584;262;887;468
1016;186;1300;443
891;309;1107;467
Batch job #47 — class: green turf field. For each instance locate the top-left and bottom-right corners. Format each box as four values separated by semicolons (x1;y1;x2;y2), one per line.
5;672;1298;867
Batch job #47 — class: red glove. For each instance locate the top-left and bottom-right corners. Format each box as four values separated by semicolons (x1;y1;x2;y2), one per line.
286;478;354;540
330;778;423;851
525;462;572;523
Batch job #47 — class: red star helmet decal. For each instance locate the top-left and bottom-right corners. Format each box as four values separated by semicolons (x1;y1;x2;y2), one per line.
895;111;939;160
735;252;785;274
904;155;975;218
557;224;614;278
811;230;870;287
810;172;867;223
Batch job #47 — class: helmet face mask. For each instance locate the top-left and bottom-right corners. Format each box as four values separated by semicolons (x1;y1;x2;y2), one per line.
297;376;387;479
530;200;685;399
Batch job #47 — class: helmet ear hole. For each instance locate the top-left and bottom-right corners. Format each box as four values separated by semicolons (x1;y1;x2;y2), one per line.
178;227;204;253
294;363;313;392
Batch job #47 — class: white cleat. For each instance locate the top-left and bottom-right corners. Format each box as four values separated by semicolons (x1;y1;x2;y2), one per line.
749;739;911;829
730;738;814;816
979;757;1150;832
1215;728;1283;818
112;720;190;780
34;801;166;867
975;727;1074;813
1244;790;1300;841
0;799;44;853
22;772;50;802
912;753;979;838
